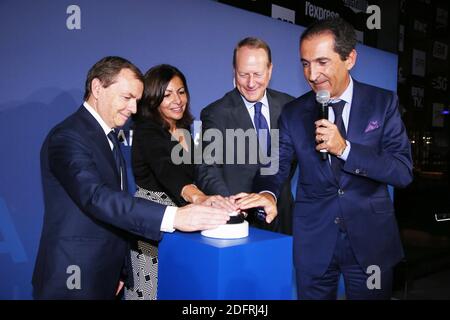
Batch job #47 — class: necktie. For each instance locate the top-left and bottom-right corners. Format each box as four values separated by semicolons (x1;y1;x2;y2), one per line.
107;130;127;191
330;100;346;179
253;102;271;155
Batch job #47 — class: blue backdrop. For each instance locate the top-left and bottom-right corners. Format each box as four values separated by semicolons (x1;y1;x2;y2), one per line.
0;0;397;299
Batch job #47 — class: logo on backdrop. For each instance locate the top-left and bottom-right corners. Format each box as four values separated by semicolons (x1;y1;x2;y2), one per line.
412;49;426;77
432;41;448;60
435;7;448;30
411;86;425;108
271;4;295;24
413;19;428;34
305;1;339;20
431;76;448;91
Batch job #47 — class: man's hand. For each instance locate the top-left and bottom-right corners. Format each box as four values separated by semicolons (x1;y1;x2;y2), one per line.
194;195;238;212
173;204;230;232
233;192;278;224
314;119;347;156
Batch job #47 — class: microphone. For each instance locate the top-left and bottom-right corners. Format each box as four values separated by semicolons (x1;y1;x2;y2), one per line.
316;90;330;161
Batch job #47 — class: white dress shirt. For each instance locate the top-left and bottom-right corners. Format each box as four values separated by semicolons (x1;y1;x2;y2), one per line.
328;76;353;161
240;91;271;130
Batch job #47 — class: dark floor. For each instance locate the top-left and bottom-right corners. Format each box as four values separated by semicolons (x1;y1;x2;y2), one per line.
393;267;450;300
390;222;450;300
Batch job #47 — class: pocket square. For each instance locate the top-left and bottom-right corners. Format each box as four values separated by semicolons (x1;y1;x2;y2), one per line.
364;120;379;133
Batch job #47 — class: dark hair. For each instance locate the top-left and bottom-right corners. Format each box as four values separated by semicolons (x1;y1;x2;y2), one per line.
233;37;272;68
84;56;144;100
136;64;193;130
300;17;356;61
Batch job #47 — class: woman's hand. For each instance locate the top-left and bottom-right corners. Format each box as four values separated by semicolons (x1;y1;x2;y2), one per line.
195;195;239;213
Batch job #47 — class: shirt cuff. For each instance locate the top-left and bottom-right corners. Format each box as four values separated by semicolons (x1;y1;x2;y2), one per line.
338;140;351;161
161;206;177;232
259;191;277;203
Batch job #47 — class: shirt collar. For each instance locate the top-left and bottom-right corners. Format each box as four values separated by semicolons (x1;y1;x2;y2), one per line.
240;90;269;110
330;76;353;105
83;101;113;136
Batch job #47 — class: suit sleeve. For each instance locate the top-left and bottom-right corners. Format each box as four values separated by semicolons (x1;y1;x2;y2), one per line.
254;108;296;198
48;129;165;241
344;93;413;188
133;125;193;204
196;108;232;196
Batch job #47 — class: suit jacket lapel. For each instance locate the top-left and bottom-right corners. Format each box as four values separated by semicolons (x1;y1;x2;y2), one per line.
346;80;371;143
266;89;282;129
77;106;121;183
229;88;255;131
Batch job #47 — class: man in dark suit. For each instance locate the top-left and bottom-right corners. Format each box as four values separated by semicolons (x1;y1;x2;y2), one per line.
237;19;413;299
32;56;229;299
197;37;295;234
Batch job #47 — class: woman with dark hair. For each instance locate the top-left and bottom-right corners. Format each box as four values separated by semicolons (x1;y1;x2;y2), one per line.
124;64;236;300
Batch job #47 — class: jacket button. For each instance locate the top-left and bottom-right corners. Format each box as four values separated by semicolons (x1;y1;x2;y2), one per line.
355;169;360;174
338;189;344;196
334;217;340;224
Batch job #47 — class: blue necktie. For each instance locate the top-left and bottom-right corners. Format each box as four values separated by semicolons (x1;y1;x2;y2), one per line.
253;102;271;155
330;100;346;179
107;130;127;191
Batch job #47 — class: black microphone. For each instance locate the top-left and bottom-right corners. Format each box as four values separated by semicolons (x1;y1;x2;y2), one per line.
316;90;330;161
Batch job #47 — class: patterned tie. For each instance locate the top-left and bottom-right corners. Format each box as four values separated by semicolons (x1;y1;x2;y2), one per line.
330;100;346;179
107;130;127;191
253;102;271;155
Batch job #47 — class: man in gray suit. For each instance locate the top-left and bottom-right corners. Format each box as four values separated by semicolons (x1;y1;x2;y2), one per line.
197;37;295;234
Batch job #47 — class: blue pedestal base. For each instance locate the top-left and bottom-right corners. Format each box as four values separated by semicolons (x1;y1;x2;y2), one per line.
158;227;293;300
